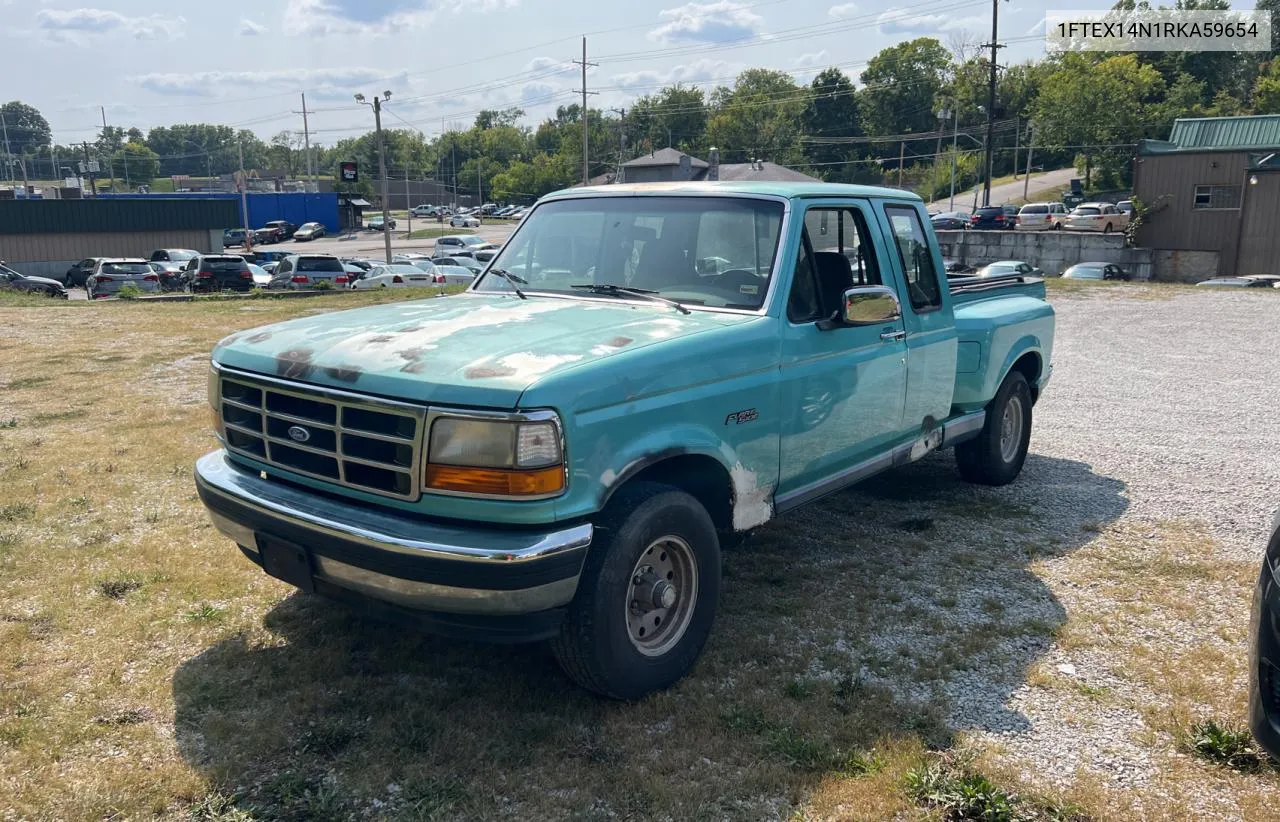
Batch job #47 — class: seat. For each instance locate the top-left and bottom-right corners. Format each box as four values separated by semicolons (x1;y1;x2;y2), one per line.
629;242;692;291
813;251;854;318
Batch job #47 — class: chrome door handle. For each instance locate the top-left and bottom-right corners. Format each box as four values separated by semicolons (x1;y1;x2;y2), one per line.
880;329;906;342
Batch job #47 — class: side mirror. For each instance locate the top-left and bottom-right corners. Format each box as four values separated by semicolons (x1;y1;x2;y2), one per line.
817;285;902;330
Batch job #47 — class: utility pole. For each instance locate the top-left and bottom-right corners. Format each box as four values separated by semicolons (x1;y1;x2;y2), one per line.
82;142;97;196
0;108;10;183
237;137;252;252
100;106;114;192
610;107;627;182
897;141;905;188
933;110;946;204
1023;123;1034;202
1012;115;1021;180
356;91;394;264
573;36;598;185
296;93;315;192
405;167;412;236
949;109;960;210
981;0;1003;207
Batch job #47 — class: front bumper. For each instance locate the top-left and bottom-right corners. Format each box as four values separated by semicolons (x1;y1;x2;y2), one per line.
194;451;592;640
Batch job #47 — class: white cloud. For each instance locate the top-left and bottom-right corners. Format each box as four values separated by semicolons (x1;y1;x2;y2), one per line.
132;67;396;98
35;8;185;40
524;56;577;78
609;58;735;91
793;50;828;68
877;7;984;35
828;3;858;19
283;0;514;37
240;18;267;36
649;1;764;43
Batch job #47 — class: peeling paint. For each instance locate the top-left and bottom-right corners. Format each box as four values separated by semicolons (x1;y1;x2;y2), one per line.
495;352;584;379
729;462;773;531
246;331;273;344
214;334;241;349
464;364;518;379
323;364;363;383
607;336;634;348
275;348;315;380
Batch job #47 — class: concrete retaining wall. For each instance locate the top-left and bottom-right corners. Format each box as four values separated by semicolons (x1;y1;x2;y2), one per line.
936;230;1156;279
1151;250;1220;283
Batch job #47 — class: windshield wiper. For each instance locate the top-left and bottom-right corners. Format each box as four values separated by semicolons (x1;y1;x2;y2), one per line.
570;283;691;315
486;268;527;299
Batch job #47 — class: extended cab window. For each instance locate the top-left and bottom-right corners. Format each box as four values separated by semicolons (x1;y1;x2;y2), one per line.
802;207;880;286
884;205;942;312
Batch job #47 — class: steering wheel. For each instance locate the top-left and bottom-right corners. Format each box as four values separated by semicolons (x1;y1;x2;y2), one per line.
713;268;764;292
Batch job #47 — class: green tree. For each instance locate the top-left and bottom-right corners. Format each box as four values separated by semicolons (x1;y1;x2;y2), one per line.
801;68;862;181
629;84;708;155
0;101;52;156
474;107;525;130
1253;59;1280;112
707;69;805;165
490;153;574;201
858;38;953;139
112;141;160;186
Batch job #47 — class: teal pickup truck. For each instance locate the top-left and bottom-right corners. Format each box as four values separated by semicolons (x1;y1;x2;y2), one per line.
196;182;1054;699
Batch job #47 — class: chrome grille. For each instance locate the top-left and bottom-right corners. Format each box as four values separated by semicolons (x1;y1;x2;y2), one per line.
217;369;425;500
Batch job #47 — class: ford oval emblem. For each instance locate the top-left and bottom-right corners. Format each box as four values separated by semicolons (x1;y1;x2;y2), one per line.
287;425;311;443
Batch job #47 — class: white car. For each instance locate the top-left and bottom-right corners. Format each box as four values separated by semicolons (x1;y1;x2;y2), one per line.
352;263;435;289
1015;202;1067;231
393;252;432;262
1063;202;1130;233
432;265;477;287
450;214;481;228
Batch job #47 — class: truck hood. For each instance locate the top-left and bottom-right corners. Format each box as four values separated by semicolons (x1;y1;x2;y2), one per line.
212;292;751;408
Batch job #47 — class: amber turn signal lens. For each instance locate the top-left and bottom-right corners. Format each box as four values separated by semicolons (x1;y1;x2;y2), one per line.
425;464;564;496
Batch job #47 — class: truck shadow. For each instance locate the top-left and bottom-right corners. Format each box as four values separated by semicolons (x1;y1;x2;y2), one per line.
172;451;1127;819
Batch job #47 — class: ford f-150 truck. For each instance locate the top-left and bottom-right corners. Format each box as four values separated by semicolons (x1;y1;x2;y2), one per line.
195;182;1054;699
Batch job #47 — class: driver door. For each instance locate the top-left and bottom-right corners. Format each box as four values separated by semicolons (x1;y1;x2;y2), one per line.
776;202;908;499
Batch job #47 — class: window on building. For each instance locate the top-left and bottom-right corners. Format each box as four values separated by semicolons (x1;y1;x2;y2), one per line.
1193;185;1242;210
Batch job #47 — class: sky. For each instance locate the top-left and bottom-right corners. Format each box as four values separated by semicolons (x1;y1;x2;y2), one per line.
2;0;1199;147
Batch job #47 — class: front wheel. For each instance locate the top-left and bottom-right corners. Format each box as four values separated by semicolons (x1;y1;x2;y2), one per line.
955;370;1032;486
551;481;721;700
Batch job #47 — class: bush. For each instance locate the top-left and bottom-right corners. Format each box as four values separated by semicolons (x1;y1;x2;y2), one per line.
116;283;143;300
312;280;333;291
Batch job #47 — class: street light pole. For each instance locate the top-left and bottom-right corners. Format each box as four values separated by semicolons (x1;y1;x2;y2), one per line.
356;91;394;265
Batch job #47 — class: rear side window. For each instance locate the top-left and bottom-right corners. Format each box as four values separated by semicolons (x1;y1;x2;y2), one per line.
884;205;942;312
297;257;342;273
1021;205;1048;214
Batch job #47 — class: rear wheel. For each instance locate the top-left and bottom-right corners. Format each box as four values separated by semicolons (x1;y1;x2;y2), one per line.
551;481;721;700
1103;223;1113;233
956;370;1032;486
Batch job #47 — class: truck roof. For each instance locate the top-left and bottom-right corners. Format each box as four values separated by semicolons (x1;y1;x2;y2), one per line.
543;181;923;202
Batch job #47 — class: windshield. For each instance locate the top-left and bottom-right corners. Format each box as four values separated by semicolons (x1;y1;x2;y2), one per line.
474;196;785;310
1021;205;1048;214
207;259;247;270
167;250;197;261
1068;266;1104;278
103;263;150;274
297;257;343;273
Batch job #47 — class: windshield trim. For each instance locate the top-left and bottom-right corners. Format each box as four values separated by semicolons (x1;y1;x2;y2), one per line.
469;191;793;318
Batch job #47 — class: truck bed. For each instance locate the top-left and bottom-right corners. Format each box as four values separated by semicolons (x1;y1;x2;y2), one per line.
948;273;1047;304
948;274;1055;413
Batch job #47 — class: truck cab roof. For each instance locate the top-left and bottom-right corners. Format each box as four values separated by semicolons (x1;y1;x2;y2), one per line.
544;181;923;202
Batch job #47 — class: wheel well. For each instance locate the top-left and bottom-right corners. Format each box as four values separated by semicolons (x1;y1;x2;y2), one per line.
613;454;734;534
1009;351;1042;402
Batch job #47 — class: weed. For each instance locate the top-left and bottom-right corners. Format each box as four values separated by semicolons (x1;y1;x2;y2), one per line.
4;376;51;390
0;504;33;522
312;279;333;291
904;761;1017;820
1183;719;1270;773
97;577;143;600
184;603;224;623
30;410;85;423
143;510;162;524
94;707;153;726
117;283;143;300
82;528;114;546
69;495;90;508
0;532;19;549
783;678;814;701
185;791;255;822
0;417;17;429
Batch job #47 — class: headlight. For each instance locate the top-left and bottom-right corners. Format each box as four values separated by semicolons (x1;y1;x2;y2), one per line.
425;414;564;498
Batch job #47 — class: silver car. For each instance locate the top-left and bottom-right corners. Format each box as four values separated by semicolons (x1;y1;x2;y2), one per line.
267;254;346;290
86;259;158;299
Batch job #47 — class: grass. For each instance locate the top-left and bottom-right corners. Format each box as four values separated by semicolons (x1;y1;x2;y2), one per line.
0;290;1275;819
1183;719;1271;773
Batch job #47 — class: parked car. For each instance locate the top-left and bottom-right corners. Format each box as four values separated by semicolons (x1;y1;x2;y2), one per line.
480;203;498;215
410;205;435;218
433;255;484;273
64;257;105;287
263;220;298;240
473;249;498;263
197;181;1056;699
393;252;432;262
253;227;282;245
1116;200;1134;217
224;228;250;247
149;261;187;292
183;254;255;293
433;235;493;257
433;265;477;287
267;254;346;289
367;215;397;231
1015;202;1067;231
1061;262;1130;281
148;248;199;263
351;263;434;289
1196;276;1274;288
1241;274;1280;285
293;222;326;241
930;211;969;230
1063;203;1129;233
450;213;481;228
973;260;1044;279
247;264;272;287
260;262;279;275
0;261;67;298
86;259;158;298
1251;511;1280;761
494;206;516;217
941;258;976;275
969;205;1018;230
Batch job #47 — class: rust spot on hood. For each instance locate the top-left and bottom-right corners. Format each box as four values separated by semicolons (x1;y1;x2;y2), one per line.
400;360;430;374
275;348;315;379
215;334;241;349
323;364;362;382
606;336;633;348
246;331;273;344
464;364;517;379
398;347;431;361
395;325;425;334
366;334;395;344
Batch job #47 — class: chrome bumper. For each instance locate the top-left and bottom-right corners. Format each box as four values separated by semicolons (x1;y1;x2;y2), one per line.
194;451;592;617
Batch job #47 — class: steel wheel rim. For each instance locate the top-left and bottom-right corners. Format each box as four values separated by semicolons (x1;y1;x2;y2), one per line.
626;535;698;657
999;394;1024;463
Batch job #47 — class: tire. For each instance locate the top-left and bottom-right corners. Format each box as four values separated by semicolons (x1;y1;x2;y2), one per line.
955;370;1032;486
1054;222;1062;231
551;481;721;700
1103;223;1113;234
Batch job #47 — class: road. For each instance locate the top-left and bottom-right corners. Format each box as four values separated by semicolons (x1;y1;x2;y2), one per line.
927;167;1077;211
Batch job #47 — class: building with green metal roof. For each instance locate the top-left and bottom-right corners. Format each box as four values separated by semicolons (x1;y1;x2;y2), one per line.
1135;115;1280;279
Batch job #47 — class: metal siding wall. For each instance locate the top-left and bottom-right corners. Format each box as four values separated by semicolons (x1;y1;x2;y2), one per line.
1134;151;1247;273
244;193;340;233
0;229;215;264
1235;172;1280;276
0;199;239;233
